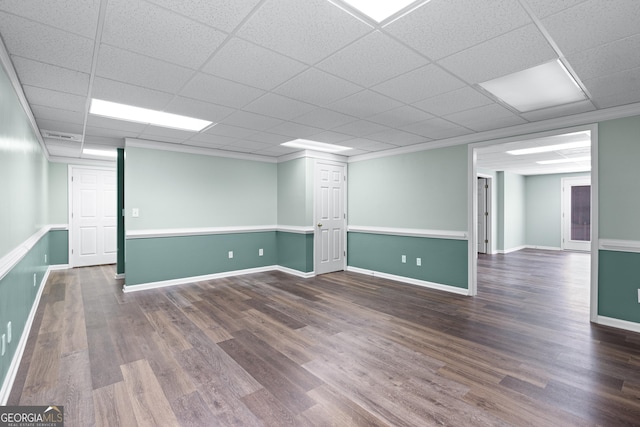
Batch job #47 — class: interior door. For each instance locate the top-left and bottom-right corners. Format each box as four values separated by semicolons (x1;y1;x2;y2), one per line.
562;176;591;252
71;167;117;266
477;177;488;254
314;161;346;275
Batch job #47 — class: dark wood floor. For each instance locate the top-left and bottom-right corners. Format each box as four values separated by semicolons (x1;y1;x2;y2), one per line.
8;249;640;426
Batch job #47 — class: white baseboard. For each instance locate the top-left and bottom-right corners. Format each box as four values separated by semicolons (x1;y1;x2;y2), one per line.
496;245;527;254
0;265;52;405
526;245;562;251
596;316;640;334
114;273;125;279
49;264;70;271
122;265;314;292
347;266;470;296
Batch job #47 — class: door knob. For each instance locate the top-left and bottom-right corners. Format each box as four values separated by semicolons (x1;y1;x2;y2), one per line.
317;223;323;227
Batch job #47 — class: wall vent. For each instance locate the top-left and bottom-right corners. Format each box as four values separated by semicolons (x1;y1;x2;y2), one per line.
41;129;83;142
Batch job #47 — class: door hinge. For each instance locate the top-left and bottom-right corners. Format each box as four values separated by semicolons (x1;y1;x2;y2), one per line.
485;184;488;189
484;211;488;216
71;176;74;182
71;249;74;254
485;239;488;244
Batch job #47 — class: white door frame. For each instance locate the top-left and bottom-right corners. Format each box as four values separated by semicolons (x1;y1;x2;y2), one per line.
468;124;599;323
313;159;347;274
68;164;117;268
561;176;592;251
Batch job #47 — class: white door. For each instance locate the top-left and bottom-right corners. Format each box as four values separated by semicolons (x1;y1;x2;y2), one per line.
314;161;346;275
562;176;591;252
71;167;117;267
477;177;488;254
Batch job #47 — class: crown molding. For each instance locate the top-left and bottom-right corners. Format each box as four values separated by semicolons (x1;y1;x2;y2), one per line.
277;149;348;163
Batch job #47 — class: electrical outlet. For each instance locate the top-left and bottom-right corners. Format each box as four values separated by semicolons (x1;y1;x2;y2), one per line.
228;251;233;259
259;248;264;256
7;321;11;343
33;273;37;287
637;289;640;303
1;334;5;356
416;258;422;266
401;255;406;263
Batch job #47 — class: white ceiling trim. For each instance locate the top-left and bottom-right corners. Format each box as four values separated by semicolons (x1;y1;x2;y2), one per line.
348;101;640;163
277;149;348;163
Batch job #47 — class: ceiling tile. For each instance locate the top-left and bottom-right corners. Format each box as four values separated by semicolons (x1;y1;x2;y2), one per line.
524;0;589;18
317;30;428;87
31;105;85;125
83;135;124;147
180;73;265;108
327;90;403;118
23;85;87;113
332;120;390;137
0;13;93;72
366;128;427;146
86;115;148;133
219;111;283;131
244;132;292;144
243;93;316;120
163;97;235;123
205;123;256;139
274;68;361;105
202;37;307;90
135;134;186;145
268;122;323;138
341;138;395;151
373;64;466;103
583;66;640;101
541;0;640;55
225;139;272;150
444;104;526;131
591;88;640;109
520;99;595;122
0;0;100;38
45;140;82;157
96;45;194;93
138;126;196;141
253;145;300;156
85;126;137;139
187;132;237;146
144;0;262;32
12;57;90;95
438;24;557;84
567;34;640;82
292;108;357;129
385;0;531;60
236;0;371;64
412;87;493;117
401;117;472;139
368;106;433;128
35;119;84;135
305;131;353;143
91;77;174;110
102;0;226;69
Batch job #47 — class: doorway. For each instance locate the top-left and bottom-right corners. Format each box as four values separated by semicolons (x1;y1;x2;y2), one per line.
69;166;117;267
562;176;591;251
314;160;347;275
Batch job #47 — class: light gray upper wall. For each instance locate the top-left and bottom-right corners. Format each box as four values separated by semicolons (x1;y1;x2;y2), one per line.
0;62;48;258
500;171;526;251
348;145;467;231
599;116;640;240
48;162;68;224
124;146;277;230
525;172;589;248
277;158;308;226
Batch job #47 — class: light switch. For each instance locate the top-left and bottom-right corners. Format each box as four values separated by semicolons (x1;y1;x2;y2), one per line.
228;251;233;259
416;258;422;266
259;248;264;256
132;208;139;217
401;255;406;263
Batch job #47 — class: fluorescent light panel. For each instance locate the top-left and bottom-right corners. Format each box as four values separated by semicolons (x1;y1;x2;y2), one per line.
479;59;587;112
83;148;117;158
281;139;352;153
89;99;212;132
506;140;591;155
339;0;419;22
536;156;590;165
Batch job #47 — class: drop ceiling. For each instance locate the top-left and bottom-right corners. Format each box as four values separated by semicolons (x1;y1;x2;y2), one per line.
0;0;639;162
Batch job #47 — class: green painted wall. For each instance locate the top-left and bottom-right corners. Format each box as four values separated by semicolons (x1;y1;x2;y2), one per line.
277;232;313;273
348;232;468;288
125;232;277;285
277;158;309;226
496;172;526;251
525;172;589;248
124;146;277;230
348;145;468;230
48;230;68;265
0;62;48;258
47;163;67;224
598;116;640;323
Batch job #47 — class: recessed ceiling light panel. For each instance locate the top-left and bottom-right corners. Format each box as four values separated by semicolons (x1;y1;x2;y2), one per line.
281;139;352;153
479;59;587;113
90;99;212;132
536;156;590;165
83;148;117;158
506;140;591;155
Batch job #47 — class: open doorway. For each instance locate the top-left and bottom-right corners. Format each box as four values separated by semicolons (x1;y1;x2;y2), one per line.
468;125;597;321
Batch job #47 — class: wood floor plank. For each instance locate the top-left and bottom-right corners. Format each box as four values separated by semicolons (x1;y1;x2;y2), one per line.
93;382;138;427
56;349;95;427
